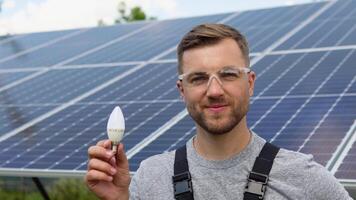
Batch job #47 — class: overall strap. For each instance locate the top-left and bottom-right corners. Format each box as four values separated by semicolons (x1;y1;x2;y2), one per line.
172;145;194;200
244;142;280;200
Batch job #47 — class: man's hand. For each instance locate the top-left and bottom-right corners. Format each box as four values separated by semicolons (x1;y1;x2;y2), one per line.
85;140;131;200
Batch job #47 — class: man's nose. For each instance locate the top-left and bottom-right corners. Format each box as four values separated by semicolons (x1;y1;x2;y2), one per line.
206;76;224;97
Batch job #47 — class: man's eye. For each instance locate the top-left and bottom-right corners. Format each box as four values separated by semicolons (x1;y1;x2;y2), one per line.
220;72;239;80
188;76;208;84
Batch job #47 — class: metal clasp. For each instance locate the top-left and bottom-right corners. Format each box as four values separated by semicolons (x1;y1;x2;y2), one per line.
244;172;269;199
172;172;193;197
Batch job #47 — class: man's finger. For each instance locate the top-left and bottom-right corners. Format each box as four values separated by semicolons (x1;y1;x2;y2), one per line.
86;169;113;182
88;158;117;176
88;145;115;160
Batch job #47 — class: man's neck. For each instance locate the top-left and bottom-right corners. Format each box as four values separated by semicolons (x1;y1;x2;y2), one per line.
193;119;251;161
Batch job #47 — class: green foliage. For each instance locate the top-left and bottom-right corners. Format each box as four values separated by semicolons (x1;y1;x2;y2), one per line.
129;6;146;21
0;189;43;200
0;178;98;200
115;1;155;24
50;178;98;200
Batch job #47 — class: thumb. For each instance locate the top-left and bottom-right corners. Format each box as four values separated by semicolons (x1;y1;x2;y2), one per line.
112;143;131;187
116;143;130;170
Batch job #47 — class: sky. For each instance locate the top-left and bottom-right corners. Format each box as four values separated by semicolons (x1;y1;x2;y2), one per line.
0;0;319;36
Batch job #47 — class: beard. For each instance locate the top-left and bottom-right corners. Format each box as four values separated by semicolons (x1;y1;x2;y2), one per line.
187;96;249;135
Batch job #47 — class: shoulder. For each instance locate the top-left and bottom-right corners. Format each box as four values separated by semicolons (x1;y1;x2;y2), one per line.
273;148;332;179
275;148;314;169
272;148;350;199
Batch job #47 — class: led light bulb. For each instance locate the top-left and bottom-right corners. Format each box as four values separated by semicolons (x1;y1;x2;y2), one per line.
107;106;125;153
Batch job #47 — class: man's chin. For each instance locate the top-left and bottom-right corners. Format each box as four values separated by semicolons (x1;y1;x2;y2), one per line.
201;120;236;135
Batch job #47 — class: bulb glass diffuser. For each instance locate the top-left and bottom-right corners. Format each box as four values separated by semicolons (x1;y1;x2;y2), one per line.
107;106;125;153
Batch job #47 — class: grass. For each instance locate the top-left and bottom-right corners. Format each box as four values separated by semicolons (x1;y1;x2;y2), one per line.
0;177;98;200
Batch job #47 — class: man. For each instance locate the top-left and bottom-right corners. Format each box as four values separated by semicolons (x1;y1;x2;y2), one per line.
85;24;352;199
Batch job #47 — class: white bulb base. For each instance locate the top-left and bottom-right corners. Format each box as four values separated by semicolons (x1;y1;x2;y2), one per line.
112;142;118;153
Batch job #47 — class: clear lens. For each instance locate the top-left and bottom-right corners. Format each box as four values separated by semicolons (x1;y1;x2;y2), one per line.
179;67;250;88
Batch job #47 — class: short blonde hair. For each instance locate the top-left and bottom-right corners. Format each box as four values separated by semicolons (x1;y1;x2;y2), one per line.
177;23;250;74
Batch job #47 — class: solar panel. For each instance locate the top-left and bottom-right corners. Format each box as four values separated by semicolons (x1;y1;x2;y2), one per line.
0;65;133;135
0;30;77;60
67;13;230;65
0;23;147;69
226;2;327;52
0;0;355;190
277;0;356;50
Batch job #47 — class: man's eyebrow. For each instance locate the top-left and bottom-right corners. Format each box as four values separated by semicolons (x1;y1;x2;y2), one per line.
188;71;208;75
221;65;238;69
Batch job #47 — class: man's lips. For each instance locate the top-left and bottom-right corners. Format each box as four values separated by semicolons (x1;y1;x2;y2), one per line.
205;104;228;112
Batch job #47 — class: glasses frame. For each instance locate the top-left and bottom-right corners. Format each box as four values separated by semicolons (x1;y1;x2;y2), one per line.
178;66;252;88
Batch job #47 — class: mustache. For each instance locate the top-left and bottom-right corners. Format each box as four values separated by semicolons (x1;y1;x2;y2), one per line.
206;96;228;106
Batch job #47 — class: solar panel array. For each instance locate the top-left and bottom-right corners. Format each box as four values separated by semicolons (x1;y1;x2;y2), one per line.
0;0;355;187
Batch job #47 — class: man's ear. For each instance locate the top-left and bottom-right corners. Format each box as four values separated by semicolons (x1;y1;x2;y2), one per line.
176;80;185;101
248;71;256;97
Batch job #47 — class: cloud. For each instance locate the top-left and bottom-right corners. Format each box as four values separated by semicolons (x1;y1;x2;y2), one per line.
2;0;16;10
127;0;179;19
0;0;179;36
284;0;297;6
0;0;116;35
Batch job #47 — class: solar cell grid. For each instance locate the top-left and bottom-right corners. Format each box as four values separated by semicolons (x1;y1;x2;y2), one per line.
227;2;326;52
0;66;133;135
0;71;36;86
2;66;131;105
335;132;356;179
0;105;55;135
277;0;356;50
0;29;77;60
0;23;148;69
68;13;229;65
0;62;185;171
129;116;195;171
80;63;179;103
317;0;356;19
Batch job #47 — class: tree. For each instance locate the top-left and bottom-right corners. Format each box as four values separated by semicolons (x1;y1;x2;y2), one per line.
97;1;156;26
0;1;3;13
115;1;156;24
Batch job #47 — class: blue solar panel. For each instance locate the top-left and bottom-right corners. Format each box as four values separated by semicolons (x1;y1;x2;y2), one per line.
0;71;36;85
226;2;326;52
81;63;179;103
3;66;132;105
0;105;56;135
68;14;229;65
0;65;132;134
0;1;354;186
129;115;194;171
277;0;356;50
0;100;184;170
335;122;356;179
0;23;147;69
0;29;77;60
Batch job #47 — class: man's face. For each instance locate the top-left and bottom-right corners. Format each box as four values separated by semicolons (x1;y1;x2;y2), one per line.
177;38;255;135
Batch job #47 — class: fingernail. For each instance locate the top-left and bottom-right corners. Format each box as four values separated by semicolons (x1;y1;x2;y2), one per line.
108;176;113;181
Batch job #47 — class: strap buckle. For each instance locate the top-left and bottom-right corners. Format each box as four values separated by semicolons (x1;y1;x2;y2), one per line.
172;172;193;198
244;172;268;199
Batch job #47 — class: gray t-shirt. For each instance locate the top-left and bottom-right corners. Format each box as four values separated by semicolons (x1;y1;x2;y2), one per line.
129;133;352;199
